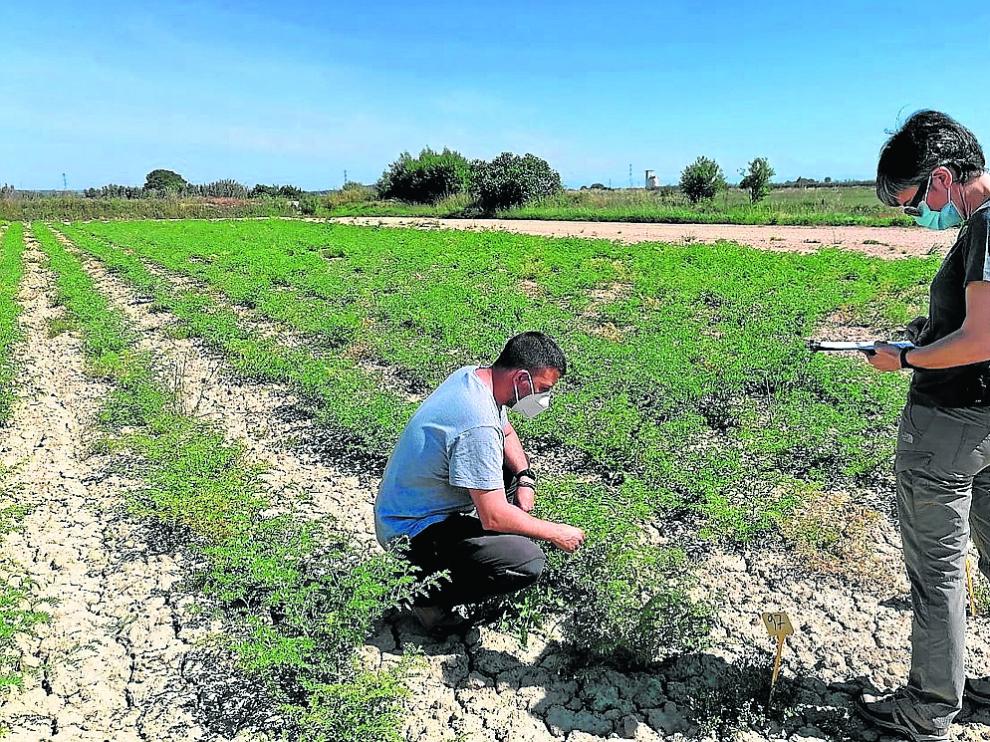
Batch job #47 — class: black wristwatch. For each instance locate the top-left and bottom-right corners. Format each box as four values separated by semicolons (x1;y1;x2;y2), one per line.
900;346;918;370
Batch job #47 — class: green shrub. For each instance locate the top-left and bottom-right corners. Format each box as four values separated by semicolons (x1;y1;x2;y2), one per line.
471;152;563;214
378;148;474;204
326;183;378;209
551;540;711;667
299;194;325;215
739;157;775;204
286;664;411;742
680;156;727;203
83;184;144;199
251;184;304;199
143;168;187;194
0;468;50;695
0;223;25;421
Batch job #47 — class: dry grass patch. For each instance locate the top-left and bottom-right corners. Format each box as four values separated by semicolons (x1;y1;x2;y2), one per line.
777;489;884;580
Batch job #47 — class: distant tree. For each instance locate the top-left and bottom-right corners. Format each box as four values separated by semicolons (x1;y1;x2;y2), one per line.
0;184;15;200
471;152;562;214
824;176;832;184
589;182;608;190
738;157;775;203
250;184;277;197
143;169;187;194
378;148;474;203
85;184;143;199
250;183;304;199
679;156;726;203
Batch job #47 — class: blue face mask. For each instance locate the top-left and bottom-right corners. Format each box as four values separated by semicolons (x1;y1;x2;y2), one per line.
913;177;964;230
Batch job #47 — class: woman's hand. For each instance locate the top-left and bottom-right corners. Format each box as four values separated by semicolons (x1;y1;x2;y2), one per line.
866;343;904;372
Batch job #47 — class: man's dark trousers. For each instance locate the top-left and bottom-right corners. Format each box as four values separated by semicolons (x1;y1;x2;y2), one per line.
406;476;545;607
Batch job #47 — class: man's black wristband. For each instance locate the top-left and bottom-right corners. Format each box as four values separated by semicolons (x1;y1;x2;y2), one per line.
516;468;536;484
900;347;918;370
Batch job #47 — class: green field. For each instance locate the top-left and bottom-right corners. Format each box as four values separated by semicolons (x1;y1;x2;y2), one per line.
60;219;933;542
3;217;943;737
327;185;913;227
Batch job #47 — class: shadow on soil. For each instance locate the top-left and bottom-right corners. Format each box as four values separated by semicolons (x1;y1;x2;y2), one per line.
381;612;913;741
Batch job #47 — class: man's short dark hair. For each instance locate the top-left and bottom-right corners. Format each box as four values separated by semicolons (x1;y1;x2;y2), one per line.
876;110;985;206
493;332;567;376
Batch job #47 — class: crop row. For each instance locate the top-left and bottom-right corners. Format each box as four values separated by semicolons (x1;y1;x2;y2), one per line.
0;223;24;420
72;220;934;542
0;222;49;702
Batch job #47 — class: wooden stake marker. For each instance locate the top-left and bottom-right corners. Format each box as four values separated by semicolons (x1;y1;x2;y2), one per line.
761;611;795;695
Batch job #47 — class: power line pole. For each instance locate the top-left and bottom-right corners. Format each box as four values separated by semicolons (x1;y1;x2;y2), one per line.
343;169;348;187
628;163;632;189
62;172;67;192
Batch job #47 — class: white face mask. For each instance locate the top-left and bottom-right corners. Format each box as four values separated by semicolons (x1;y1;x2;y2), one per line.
508;370;551;419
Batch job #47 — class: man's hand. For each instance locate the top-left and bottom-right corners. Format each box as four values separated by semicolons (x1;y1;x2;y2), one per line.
866;342;903;372
515;484;535;512
549;524;586;553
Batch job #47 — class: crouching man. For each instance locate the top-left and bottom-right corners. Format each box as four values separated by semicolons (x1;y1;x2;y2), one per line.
374;332;586;631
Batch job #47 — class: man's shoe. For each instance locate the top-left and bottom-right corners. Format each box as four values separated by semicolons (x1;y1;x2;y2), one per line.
410;605;468;635
965;677;990;707
856;691;949;742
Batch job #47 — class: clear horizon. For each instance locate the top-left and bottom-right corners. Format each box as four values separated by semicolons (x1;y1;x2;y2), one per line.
3;1;989;192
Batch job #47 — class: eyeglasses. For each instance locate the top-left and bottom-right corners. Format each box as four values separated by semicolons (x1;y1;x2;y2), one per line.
901;181;929;217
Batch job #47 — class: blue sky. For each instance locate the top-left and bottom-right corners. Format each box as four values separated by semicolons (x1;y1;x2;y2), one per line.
3;1;989;191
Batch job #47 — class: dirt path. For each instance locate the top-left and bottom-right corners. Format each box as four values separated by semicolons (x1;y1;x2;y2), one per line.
48;227;990;741
331;217;955;259
0;232;261;741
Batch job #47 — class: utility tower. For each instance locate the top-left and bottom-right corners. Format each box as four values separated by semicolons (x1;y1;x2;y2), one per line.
628;163;632;188
62;173;67;191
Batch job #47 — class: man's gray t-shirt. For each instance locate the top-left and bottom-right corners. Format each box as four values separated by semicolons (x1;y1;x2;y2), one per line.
375;366;508;545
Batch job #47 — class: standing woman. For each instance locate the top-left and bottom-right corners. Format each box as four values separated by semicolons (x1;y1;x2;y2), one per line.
862;110;990;741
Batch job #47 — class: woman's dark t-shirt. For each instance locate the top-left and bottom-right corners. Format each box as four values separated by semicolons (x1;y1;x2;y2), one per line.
911;205;990;407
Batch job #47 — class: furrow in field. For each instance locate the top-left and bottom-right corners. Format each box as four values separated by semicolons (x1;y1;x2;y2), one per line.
68;225;430;404
50;225;380;544
0;228;246;742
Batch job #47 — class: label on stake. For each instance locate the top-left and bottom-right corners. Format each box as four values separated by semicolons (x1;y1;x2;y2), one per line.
762;611;794;640
761;611;795;694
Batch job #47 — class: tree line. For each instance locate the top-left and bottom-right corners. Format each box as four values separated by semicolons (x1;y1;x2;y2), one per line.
78;170;305;200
